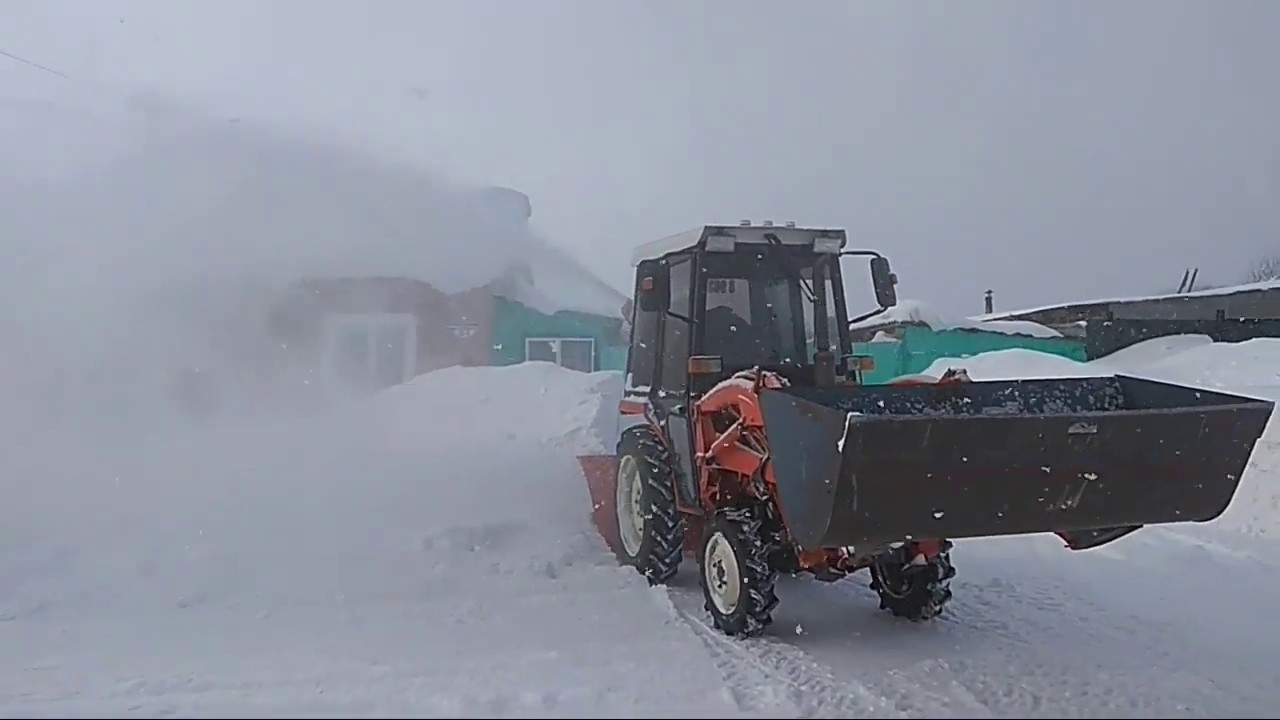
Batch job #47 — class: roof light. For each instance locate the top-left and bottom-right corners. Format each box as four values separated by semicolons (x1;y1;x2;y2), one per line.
785;220;796;228
739;219;751;226
762;220;774;227
706;233;736;253
814;236;843;254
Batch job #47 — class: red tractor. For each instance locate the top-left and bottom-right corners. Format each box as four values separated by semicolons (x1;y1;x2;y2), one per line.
578;223;1272;637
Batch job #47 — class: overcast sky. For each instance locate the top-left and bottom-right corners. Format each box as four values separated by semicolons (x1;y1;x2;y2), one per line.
4;0;1279;314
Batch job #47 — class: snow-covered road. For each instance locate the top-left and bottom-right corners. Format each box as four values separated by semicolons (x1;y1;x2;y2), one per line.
669;521;1280;718
4;339;1280;718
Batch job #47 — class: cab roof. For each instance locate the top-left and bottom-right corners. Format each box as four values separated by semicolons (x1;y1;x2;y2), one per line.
630;223;848;267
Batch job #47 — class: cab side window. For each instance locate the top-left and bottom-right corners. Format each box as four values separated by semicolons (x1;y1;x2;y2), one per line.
659;255;692;392
627;279;659;389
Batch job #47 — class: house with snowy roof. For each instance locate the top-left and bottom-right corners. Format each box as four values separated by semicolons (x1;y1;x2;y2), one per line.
30;95;630;404
973;280;1280;359
975;278;1280;326
264;184;631;397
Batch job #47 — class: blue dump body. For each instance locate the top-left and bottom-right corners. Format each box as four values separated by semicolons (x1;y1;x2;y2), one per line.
758;375;1275;550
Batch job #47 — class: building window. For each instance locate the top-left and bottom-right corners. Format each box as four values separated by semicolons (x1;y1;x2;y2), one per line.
525;337;596;372
320;313;418;395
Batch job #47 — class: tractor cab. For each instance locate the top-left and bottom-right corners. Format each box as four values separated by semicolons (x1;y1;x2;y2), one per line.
626;223;898;394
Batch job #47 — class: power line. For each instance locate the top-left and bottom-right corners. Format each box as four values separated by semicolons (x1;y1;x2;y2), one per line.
0;49;72;81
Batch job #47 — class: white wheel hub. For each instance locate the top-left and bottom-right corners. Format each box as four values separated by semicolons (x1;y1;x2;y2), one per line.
615;455;645;558
703;531;742;615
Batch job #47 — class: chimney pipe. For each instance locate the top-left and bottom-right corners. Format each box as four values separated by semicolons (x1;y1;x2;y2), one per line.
984;289;994;314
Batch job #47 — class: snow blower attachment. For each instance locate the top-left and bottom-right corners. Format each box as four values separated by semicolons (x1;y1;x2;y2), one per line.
577;223;1275;638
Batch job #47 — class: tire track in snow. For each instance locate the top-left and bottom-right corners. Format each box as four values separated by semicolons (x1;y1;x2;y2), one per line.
678;605;902;718
940;577;1273;716
664;579;992;719
651;523;1280;720
764;537;1280;718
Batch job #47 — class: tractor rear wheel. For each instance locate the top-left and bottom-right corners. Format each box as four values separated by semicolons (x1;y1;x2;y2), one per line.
613;426;684;585
869;545;955;621
698;506;779;638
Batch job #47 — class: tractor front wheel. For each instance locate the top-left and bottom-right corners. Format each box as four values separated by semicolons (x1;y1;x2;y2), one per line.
613;426;684;585
869;544;955;621
698;506;779;638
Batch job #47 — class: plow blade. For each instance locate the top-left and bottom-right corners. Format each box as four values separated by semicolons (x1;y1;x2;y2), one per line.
579;454;623;556
759;374;1274;550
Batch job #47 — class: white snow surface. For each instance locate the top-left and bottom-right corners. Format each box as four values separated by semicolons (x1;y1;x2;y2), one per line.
6;343;1280;717
851;299;1063;338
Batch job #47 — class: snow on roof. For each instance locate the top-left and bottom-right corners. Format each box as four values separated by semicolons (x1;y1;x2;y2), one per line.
504;239;629;318
630;223;848;266
850;299;1063;338
975;278;1280;322
631;226;706;266
213;123;625;317
24;97;626;319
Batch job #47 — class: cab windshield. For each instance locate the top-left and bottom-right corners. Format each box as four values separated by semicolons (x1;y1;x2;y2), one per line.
698;246;843;370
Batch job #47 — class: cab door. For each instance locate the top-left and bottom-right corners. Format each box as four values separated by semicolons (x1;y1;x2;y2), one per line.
651;253;700;509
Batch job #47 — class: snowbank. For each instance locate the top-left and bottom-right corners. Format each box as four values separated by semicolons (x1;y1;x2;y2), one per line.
921;336;1280;540
850;299;1062;338
918;347;1096;379
347;361;625;456
920;334;1280;399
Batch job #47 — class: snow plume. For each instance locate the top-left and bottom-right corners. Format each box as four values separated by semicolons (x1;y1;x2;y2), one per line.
0;91;535;436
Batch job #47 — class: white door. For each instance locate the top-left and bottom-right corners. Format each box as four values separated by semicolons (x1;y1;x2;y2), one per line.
320;313;418;397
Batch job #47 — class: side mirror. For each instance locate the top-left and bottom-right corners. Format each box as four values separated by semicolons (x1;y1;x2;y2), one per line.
870;256;898;308
636;259;670;314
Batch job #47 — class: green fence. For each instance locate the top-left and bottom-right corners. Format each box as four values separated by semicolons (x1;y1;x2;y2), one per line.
490;297;628;372
853;325;1087;384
